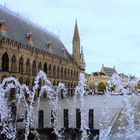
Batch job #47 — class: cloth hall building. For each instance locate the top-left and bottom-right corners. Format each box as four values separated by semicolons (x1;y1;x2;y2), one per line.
0;6;85;96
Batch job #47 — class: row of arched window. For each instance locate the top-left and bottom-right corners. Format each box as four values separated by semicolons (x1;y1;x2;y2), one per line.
1;52;79;79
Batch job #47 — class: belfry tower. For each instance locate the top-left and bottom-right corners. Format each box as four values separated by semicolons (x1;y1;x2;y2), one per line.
72;20;85;72
72;20;80;65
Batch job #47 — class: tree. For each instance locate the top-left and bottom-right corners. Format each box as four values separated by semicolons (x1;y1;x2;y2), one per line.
98;82;106;92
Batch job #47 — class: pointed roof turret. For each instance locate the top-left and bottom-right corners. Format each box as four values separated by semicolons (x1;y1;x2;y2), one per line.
81;46;84;56
73;19;80;41
80;46;86;71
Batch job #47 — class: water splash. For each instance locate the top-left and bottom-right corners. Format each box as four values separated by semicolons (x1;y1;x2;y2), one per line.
100;73;140;140
0;77;21;140
32;70;67;137
74;73;88;139
0;70;67;139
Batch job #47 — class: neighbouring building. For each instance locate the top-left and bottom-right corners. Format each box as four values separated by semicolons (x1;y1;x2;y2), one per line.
100;64;117;77
86;65;117;94
0;6;85;96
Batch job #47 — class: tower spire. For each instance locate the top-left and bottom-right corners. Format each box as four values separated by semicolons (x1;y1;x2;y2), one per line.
73;19;80;41
72;20;80;65
72;20;85;73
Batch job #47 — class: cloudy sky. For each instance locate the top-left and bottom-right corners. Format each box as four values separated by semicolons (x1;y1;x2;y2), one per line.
1;0;140;76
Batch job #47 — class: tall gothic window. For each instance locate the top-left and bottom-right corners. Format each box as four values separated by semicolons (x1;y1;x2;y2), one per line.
68;69;70;79
48;64;51;77
19;57;24;73
53;65;56;77
2;52;9;72
44;63;47;74
71;83;74;96
57;66;60;78
32;60;36;75
74;71;75;80
76;71;79;79
61;67;63;78
71;70;73;79
19;77;23;84
38;62;42;71
26;59;30;74
11;55;16;72
64;68;67;78
53;80;56;86
26;78;30;86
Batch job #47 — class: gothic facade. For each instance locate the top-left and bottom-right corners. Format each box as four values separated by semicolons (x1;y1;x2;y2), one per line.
0;6;85;96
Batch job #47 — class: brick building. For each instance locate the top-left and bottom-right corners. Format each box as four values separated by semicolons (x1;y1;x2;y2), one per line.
0;6;85;96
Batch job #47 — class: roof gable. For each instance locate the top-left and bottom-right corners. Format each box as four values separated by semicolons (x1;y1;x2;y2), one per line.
101;67;117;76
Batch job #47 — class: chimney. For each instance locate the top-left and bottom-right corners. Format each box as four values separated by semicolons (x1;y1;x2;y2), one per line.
26;33;33;42
0;20;6;31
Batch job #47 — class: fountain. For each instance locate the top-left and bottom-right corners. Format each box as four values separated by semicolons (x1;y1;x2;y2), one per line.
0;70;67;140
1;71;140;140
100;73;140;140
0;77;21;140
74;73;88;139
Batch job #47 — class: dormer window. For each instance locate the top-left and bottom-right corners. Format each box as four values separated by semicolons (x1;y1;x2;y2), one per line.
0;20;6;31
26;33;33;42
47;41;52;49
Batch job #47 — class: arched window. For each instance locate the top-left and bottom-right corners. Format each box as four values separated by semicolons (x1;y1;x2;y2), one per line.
19;77;23;84
76;71;79;79
26;78;30;86
73;71;75;80
68;69;70;79
61;67;63;78
53;65;56;77
32;78;35;86
71;70;73;80
74;83;76;89
64;68;67;78
57;66;60;78
26;59;30;74
11;55;16;72
19;57;24;73
71;83;73;96
53;80;56;86
38;62;42;71
48;64;52;77
32;60;37;75
44;63;47;74
2;52;9;72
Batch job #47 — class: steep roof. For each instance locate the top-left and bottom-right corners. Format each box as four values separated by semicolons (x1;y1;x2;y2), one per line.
93;72;107;76
0;6;73;60
101;67;117;76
